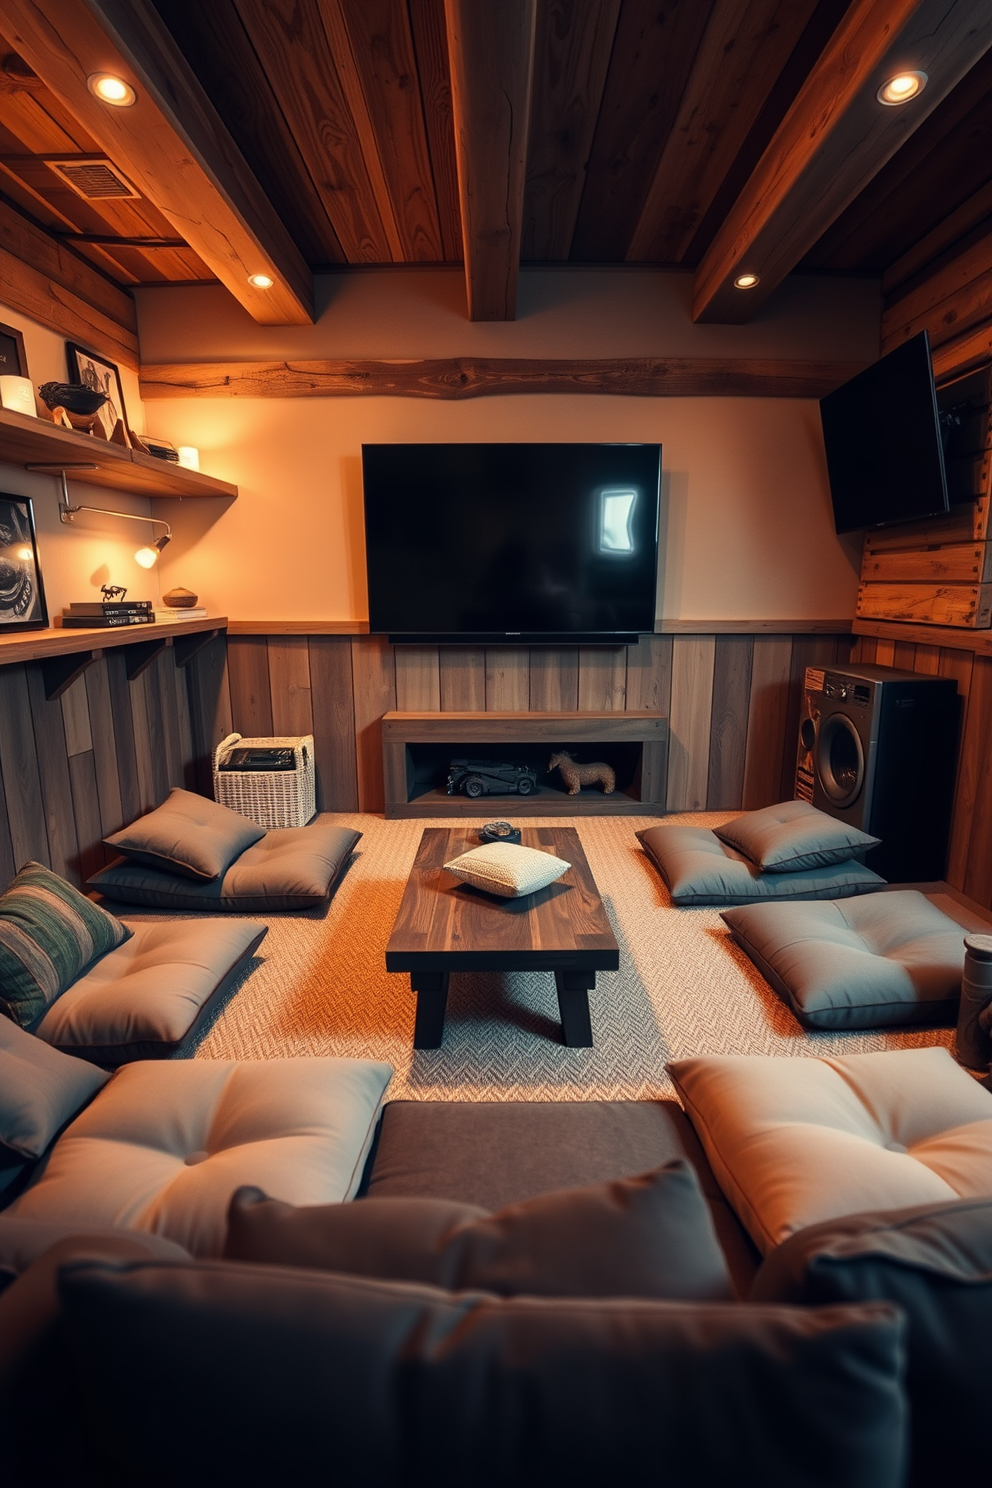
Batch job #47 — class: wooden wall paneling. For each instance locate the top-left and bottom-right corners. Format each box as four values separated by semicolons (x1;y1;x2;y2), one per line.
576;647;627;711
407;0;463;261
128;668;163;813
939;645;977;889
875;638;897;668
529;646;579;711
173;658;195;785
741;636;793;809
625;634;673;806
914;643;942;675
778;635;841;802
0;665;48;870
308;635;359;812
60;675;92;757
227;636;274;737
104;650;141;826
267;637;314;735
67;750;104;884
85;658;124;843
183;634;233;795
24;664;78;882
960;655;992;905
352;635;396;811
881;229;992;352
438;647;486;710
855;635;878;664
893;641;918;671
706;634;753;810
666;635;716;812
0;751;17;890
152;648;184;789
485;648;530;710
394;645;441;711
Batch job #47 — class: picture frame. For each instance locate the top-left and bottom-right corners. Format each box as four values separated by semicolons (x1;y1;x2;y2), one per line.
0;495;48;634
0;321;29;381
66;341;130;442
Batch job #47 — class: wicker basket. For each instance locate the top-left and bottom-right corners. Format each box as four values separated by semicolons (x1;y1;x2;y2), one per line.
213;733;316;829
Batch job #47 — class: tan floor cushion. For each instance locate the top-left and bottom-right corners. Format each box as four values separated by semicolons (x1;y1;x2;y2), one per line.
32;918;267;1065
667;1047;992;1253
6;1056;393;1256
721;890;965;1029
87;823;361;912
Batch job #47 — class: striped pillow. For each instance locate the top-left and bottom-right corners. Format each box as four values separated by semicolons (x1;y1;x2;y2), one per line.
0;862;131;1027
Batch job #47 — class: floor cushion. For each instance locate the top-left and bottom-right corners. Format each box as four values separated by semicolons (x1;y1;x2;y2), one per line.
637;824;885;907
667;1047;992;1254
31;918;267;1065
752;1194;992;1487
0;1018;108;1202
721;890;966;1029
714;800;880;872
104;787;265;881
87;823;361;912
5;1056;392;1256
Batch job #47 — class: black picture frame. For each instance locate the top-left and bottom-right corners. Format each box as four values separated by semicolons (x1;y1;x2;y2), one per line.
0;495;48;633
0;321;29;381
66;341;130;441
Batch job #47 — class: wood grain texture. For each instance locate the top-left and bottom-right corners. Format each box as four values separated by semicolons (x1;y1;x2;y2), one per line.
0;664;48;869
67;749;104;883
883;182;992;299
857;581;992;628
25;663;78;880
576;648;626;711
706;632;753;809
485;648;531;711
395;645;441;712
84;657;124;841
182;631;232;794
625;635;673;806
439;647;486;710
227;636;274;737
666;635;716;811
60;675;92;757
267;636;314;735
0;196;137;333
693;0;992;323
863;544;992;584
0;241;138;368
308;635;359;811
742;634;794;809
882;228;992;349
960;655;992;904
444;0;537;319
352;633;396;811
139;356;865;400
407;0;462;261
529;646;579;711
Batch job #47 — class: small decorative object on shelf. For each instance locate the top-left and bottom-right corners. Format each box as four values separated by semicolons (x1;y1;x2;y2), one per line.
65;343;131;445
37;380;116;438
446;759;539;799
133;434;179;462
479;821;522;844
548;751;616;795
0;376;35;417
162;587;198;607
102;584;127;601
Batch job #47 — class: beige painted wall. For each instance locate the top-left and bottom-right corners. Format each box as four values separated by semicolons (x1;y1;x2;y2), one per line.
0;303;163;617
130;269;878;624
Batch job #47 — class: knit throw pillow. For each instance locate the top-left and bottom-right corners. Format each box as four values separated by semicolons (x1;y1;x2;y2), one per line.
0;862;132;1027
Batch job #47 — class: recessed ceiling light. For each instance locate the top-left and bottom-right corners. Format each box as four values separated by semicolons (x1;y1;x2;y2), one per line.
248;274;274;289
877;70;927;106
86;72;136;107
734;272;760;290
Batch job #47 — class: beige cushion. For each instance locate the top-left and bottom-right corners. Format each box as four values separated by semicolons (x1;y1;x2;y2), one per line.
714;800;880;872
443;841;570;898
667;1047;992;1254
7;1056;393;1257
104;788;265;881
33;918;267;1064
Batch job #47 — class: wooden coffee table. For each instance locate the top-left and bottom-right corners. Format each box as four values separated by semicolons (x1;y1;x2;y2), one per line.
386;825;619;1049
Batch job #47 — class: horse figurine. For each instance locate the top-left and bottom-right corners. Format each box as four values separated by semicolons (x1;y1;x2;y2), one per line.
548;750;615;795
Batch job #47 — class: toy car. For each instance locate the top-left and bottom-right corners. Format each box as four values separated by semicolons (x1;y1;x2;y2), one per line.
446;759;539;799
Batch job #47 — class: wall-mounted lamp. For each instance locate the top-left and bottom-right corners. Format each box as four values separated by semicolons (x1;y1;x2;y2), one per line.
35;467;173;566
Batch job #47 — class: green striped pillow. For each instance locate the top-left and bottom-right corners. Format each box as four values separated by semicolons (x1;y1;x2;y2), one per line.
0;862;131;1028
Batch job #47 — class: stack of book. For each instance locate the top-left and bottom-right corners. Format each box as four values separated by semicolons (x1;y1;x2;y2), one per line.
153;606;208;622
62;600;155;628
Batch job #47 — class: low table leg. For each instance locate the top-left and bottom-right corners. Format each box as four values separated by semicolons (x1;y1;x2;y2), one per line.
411;972;450;1049
554;971;594;1048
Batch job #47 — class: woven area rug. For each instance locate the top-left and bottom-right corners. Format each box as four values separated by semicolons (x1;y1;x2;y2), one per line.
173;811;951;1101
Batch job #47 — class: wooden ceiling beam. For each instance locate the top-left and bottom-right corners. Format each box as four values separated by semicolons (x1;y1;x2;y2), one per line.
444;0;537;320
692;0;992;323
2;0;314;324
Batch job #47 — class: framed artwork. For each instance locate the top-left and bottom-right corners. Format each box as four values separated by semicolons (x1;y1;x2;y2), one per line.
66;342;130;441
0;495;48;633
0;321;28;380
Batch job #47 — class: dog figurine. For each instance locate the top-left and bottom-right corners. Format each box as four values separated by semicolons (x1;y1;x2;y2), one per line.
548;750;615;795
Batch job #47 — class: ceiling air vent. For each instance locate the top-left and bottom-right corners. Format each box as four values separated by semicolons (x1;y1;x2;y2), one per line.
47;157;140;200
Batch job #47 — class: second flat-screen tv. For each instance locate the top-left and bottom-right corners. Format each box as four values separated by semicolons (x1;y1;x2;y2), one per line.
362;443;661;643
819;330;950;534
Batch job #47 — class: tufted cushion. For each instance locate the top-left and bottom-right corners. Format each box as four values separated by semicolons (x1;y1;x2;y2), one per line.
714;800;880;872
637;824;885;907
32;918;267;1064
87;824;361;912
6;1056;392;1256
667;1047;992;1254
104;788;265;881
443;841;570;898
721;890;965;1029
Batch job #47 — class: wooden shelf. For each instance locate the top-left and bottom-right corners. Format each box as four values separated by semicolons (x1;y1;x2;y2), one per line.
853;617;992;656
0;614;227;666
0;406;237;499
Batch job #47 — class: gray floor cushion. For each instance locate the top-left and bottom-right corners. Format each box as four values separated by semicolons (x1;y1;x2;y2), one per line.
721;890;966;1029
32;918;267;1064
637;824;885;907
87;824;361;912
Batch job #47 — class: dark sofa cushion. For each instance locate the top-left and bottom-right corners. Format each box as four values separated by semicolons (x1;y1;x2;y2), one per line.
104;787;265;881
54;1257;908;1488
225;1161;735;1302
714;800;880;873
752;1195;992;1487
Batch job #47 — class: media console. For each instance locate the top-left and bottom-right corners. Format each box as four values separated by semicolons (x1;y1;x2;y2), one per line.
381;711;668;819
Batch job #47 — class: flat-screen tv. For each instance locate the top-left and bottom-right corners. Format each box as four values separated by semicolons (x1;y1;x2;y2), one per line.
819;330;949;533
362;443;661;643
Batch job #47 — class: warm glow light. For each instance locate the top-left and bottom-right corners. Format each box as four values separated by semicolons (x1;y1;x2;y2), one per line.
248;274;274;289
177;446;200;471
15;547;32;561
877;71;927;106
86;72;136;106
134;546;159;568
734;272;760;289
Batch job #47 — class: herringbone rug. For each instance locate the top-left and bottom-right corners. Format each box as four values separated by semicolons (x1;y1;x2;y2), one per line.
175;812;952;1100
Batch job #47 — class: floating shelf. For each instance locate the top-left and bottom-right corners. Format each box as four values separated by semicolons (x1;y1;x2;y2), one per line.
0;406;237;499
0;614;227;668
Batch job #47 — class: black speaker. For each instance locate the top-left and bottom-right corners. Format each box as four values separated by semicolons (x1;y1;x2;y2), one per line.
795;663;960;881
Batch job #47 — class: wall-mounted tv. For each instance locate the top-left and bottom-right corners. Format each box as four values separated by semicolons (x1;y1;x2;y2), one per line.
362;443;661;643
819;330;950;534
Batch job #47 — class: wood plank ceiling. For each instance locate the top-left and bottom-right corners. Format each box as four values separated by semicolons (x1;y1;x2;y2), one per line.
2;0;992;324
